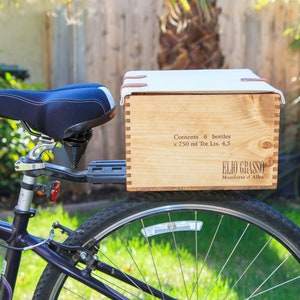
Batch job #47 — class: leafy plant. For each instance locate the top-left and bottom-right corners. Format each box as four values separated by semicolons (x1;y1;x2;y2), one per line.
0;71;44;195
283;16;300;52
0;0;88;24
0;119;31;194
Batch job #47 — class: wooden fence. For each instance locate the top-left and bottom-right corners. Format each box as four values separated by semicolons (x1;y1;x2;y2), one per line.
84;0;163;163
45;0;300;166
219;0;300;99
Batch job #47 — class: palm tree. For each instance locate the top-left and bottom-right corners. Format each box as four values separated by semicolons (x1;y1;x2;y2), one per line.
158;0;226;70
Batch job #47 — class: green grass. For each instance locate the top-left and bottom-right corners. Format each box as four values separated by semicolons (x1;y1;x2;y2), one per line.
0;206;94;300
0;202;300;299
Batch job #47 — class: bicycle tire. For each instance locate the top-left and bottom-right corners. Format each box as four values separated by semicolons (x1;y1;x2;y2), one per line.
33;191;300;299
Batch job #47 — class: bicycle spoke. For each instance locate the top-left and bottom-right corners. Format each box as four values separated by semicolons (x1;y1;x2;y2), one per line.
33;191;300;299
190;214;224;299
194;211;199;300
223;237;273;300
166;212;189;299
115;228;153;295
247;253;292;299
98;241;173;298
248;275;300;299
92;271;143;299
141;218;165;298
61;286;86;299
204;223;250;300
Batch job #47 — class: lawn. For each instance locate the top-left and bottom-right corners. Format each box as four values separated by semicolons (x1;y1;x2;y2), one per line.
0;201;299;299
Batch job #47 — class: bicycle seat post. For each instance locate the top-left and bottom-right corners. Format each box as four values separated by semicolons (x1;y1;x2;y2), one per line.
3;173;38;294
0;140;56;298
14;140;56;212
16;175;37;212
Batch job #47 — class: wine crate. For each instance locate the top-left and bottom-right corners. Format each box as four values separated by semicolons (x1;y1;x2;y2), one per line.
121;69;283;192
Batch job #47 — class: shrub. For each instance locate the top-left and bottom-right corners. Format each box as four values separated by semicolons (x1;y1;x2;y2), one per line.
0;72;43;195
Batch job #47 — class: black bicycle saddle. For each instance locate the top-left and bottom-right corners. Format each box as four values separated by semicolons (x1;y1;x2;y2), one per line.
0;83;116;140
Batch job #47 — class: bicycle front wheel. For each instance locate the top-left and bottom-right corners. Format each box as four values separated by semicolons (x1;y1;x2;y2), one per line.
34;191;300;299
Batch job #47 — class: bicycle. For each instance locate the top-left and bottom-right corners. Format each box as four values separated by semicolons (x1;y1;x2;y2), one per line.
0;82;299;299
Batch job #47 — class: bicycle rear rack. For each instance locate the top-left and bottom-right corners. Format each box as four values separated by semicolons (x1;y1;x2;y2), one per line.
25;160;126;185
86;160;126;184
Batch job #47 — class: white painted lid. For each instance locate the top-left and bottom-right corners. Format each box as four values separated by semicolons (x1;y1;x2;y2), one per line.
120;69;285;105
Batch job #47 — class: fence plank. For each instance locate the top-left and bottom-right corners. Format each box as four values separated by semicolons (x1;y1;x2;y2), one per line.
48;1;300;168
84;0;163;164
218;0;300;98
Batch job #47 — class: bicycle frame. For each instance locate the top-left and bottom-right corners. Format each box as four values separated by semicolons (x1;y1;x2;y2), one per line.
0;212;132;299
0;140;129;299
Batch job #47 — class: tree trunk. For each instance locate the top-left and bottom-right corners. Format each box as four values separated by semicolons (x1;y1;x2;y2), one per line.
158;0;226;70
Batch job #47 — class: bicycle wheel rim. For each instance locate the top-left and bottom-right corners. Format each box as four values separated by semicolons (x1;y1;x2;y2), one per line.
92;201;300;259
35;191;300;299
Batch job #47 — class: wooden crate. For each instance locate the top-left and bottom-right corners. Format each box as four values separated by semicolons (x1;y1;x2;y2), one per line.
121;70;283;192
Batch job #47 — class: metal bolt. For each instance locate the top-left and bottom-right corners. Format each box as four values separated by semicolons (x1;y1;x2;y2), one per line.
93;255;98;261
53;221;59;227
80;251;88;260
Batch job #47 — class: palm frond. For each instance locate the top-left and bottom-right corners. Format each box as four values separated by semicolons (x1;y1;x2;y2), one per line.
158;0;226;70
161;0;214;33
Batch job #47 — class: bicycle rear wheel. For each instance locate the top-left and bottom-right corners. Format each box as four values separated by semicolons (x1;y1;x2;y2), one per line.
33;191;300;299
